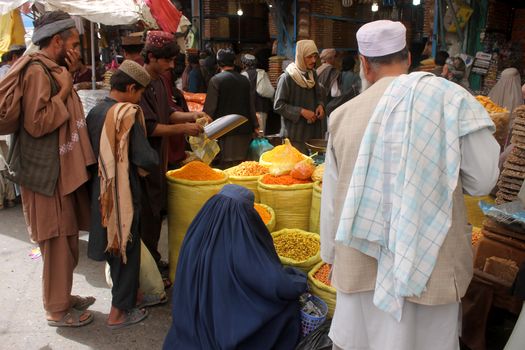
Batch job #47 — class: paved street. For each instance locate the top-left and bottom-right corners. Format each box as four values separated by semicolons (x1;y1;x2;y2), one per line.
0;205;171;350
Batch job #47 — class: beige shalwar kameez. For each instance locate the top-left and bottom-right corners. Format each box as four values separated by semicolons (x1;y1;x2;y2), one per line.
18;54;94;314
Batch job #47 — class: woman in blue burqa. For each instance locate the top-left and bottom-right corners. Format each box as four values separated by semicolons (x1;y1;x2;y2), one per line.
163;185;307;349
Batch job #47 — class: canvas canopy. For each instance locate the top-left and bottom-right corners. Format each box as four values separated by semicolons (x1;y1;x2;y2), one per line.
0;0;142;25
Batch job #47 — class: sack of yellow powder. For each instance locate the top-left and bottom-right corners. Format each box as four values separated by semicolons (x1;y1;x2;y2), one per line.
309;181;322;234
260;138;307;176
225;161;269;202
166;162;228;282
308;262;337;317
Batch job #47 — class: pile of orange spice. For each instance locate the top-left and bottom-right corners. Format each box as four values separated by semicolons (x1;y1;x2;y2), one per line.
314;263;332;286
229;161;269;176
169;161;224;181
261;174;312;185
254;203;271;224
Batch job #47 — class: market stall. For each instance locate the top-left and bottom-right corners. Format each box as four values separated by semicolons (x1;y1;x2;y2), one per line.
460;102;525;349
162;136;332;337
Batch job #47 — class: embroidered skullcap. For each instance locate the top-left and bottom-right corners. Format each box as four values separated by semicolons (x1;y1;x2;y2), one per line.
357;20;406;57
121;33;144;46
145;30;174;49
118;60;151;88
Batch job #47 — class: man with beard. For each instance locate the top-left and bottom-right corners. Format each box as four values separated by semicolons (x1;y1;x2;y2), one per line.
320;20;500;350
0;10;96;326
139;31;206;271
274;40;325;153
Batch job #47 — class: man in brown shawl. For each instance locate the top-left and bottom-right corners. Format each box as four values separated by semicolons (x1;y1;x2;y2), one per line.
1;11;96;327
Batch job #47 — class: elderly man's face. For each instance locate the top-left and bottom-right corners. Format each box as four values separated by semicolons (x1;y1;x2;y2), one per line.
304;53;318;70
57;28;80;67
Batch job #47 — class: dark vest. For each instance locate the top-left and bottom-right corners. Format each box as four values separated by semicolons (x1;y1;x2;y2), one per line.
210;70;254;135
7;62;59;197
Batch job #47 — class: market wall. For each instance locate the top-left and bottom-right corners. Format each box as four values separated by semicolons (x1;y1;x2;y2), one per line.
511;8;525;75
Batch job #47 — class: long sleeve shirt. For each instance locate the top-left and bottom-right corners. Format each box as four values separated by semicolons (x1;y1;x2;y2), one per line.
320;127;500;264
273;72;325;152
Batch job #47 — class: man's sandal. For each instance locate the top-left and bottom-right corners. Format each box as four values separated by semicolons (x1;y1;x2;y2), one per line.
71;295;96;311
137;293;168;308
47;309;94;327
107;308;148;330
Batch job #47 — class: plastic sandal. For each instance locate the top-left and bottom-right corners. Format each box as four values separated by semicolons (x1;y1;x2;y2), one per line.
71;295;96;311
47;309;94;328
137;293;168;308
107;308;148;330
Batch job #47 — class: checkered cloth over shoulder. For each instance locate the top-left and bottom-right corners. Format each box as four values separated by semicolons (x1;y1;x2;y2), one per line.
335;72;495;320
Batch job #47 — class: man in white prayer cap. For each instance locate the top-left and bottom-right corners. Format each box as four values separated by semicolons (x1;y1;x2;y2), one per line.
320;20;500;350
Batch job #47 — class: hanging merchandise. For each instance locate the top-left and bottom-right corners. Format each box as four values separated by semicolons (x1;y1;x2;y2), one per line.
444;1;473;33
144;0;182;34
0;9;25;56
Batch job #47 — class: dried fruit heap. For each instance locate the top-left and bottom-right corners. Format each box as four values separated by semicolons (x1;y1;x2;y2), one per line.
228;161;269;176
476;96;508;114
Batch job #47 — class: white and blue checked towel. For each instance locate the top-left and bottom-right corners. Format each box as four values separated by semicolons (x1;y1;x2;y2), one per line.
335;72;495;321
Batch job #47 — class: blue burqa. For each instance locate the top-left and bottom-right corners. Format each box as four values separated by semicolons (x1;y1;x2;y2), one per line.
163;185;307;350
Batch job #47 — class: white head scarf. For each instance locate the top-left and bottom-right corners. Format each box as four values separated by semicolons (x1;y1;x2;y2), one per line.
285;40;319;89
